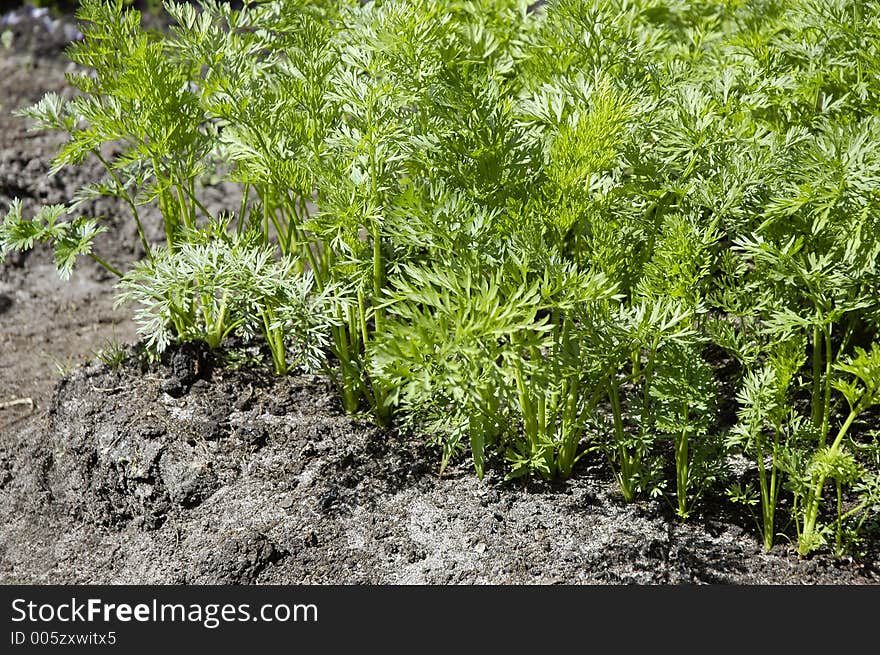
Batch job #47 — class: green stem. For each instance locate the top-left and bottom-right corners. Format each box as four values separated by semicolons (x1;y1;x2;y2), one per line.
264;191;290;256
753;422;772;550
836;321;855;364
179;178;215;227
607;373;634;502
840;498;870;523
558;377;582;479
835;480;843;556
811;323;823;435
512;334;537;450
822;324;832;444
208;290;229;350
261;307;287;376
93;151;152;262
237;183;250;236
175;184;193;232
372;225;384;335
261;187;271;241
675;407;689;519
800;405;860;555
637;338;660;441
331;321;360;414
830;405;859;454
357;288;370;349
88;253;123;278
767;425;780;551
284;202;300;256
153;163;178;250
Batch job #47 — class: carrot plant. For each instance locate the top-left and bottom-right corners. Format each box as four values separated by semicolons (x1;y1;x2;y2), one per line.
374;256;622;480
727;339;807;551
115;222;336;374
797;345;880;555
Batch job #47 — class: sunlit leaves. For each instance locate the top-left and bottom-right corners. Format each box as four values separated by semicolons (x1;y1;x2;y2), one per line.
0;201;107;280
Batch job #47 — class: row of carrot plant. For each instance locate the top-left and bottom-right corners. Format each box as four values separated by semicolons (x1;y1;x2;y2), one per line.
2;0;879;556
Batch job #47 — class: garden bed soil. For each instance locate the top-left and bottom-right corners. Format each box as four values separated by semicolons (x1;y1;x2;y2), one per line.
1;4;878;585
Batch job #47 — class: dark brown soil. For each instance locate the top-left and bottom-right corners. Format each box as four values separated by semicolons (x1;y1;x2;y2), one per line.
1;3;878;585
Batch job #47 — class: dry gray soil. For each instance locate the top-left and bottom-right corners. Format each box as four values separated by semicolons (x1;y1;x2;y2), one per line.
1;4;878;585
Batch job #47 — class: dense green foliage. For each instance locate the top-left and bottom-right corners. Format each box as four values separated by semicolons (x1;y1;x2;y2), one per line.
2;0;880;557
